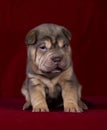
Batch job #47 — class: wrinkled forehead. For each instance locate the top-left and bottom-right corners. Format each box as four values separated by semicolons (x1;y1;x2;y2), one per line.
37;29;68;45
36;35;69;49
38;34;67;44
34;25;70;48
36;25;67;41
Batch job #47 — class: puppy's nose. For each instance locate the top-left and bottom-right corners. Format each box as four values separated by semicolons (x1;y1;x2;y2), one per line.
52;56;62;63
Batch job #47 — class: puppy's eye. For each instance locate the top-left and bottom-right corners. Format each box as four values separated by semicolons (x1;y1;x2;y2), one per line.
62;44;68;48
39;45;47;51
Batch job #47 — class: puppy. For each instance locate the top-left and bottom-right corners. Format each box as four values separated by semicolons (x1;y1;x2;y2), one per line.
21;24;88;112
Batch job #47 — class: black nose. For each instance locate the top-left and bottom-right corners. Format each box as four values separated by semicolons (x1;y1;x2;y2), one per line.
52;56;62;62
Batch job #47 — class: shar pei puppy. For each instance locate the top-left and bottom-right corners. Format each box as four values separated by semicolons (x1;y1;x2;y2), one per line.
21;23;88;112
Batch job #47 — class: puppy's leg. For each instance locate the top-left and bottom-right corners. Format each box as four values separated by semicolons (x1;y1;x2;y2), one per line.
21;81;31;110
29;85;49;112
62;81;83;112
77;85;88;110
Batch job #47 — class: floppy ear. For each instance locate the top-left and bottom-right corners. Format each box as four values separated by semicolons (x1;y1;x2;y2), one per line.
62;27;72;41
25;30;38;45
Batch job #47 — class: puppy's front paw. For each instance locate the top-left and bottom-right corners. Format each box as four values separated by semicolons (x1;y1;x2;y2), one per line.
78;100;88;110
64;102;83;112
23;102;31;110
32;103;49;112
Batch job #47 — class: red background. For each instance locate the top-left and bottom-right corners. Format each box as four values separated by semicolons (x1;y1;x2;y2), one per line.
0;0;107;98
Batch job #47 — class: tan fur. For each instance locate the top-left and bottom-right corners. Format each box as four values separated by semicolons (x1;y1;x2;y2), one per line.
58;39;64;48
21;24;88;112
45;40;52;49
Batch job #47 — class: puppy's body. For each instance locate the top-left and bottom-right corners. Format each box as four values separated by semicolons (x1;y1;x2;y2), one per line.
21;24;87;112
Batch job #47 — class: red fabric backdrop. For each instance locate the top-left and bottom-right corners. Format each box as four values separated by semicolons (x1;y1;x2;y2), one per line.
0;0;107;98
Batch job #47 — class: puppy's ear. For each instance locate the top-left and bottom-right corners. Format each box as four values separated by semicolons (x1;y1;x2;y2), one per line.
25;30;38;45
62;27;72;41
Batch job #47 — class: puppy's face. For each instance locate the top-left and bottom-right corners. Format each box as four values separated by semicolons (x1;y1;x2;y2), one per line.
26;24;72;77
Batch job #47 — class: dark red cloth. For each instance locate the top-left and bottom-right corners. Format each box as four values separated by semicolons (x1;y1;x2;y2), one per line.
0;0;107;129
0;97;107;130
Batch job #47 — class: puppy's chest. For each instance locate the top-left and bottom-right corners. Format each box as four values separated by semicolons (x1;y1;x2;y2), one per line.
45;83;61;98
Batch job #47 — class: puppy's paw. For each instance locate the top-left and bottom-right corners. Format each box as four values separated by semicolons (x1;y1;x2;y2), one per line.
23;102;31;110
64;102;83;113
32;103;49;112
78;100;88;110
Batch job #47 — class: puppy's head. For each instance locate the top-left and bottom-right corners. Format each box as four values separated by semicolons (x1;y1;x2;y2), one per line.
26;24;72;77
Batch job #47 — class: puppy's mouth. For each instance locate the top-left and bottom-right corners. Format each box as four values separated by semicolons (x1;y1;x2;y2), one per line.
41;67;62;74
51;67;62;73
40;66;64;78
